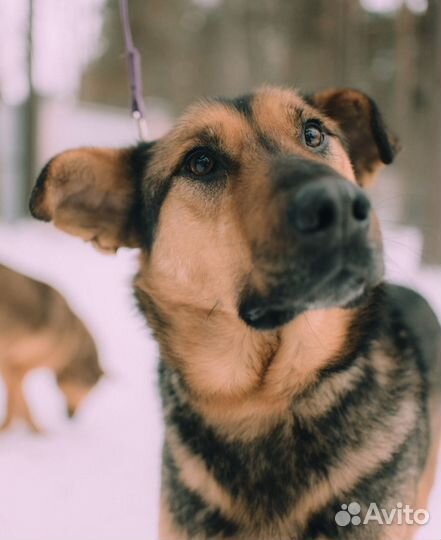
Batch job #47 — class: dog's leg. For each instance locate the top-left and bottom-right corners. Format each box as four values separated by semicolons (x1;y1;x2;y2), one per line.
0;370;14;432
0;366;40;433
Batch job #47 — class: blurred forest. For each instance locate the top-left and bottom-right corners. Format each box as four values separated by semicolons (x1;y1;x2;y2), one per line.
1;0;441;262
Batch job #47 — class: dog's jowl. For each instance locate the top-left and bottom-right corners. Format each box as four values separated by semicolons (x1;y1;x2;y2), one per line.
29;87;441;539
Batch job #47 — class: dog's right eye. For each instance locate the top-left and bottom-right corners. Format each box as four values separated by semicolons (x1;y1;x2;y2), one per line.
185;150;216;177
303;120;326;149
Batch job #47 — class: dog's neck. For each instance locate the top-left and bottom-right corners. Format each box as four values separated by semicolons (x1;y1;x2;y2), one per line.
135;267;357;439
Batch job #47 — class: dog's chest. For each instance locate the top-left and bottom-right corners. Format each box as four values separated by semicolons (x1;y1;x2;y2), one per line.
160;334;427;539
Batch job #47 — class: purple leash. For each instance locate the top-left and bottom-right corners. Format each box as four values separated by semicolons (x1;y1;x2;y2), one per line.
119;0;149;141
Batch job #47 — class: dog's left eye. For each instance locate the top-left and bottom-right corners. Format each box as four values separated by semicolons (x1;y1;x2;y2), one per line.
186;150;216;177
304;122;325;149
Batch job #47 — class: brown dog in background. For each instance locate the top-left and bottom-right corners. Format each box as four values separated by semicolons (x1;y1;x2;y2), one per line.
0;263;103;432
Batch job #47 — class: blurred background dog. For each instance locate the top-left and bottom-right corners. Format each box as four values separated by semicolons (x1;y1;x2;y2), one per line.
0;263;103;432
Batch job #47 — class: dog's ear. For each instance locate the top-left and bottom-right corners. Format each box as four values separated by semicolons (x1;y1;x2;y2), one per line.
308;89;400;186
29;144;153;253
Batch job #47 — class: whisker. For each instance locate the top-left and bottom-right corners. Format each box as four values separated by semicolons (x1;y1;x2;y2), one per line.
207;300;219;319
304;312;326;352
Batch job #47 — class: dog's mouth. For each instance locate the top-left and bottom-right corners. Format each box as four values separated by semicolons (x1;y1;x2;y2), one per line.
238;243;383;331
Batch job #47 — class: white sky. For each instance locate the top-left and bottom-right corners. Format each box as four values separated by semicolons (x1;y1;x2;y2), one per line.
361;0;428;13
0;0;105;105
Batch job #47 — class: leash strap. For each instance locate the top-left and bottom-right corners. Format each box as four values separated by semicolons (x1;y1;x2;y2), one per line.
119;0;149;141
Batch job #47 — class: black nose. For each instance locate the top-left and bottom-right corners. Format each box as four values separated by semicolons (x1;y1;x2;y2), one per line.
289;178;371;236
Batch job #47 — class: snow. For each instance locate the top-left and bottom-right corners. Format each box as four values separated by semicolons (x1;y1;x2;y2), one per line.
0;222;162;540
0;220;440;540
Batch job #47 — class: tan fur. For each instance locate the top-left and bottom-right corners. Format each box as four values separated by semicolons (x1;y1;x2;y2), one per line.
33;148;139;252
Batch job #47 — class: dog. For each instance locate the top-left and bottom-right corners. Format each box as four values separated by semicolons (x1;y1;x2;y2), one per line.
29;87;441;539
0;263;103;432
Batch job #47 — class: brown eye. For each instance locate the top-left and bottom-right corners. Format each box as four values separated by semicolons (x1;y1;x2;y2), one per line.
187;151;215;176
304;122;325;148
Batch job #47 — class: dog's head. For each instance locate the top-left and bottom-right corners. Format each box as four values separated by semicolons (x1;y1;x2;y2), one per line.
30;87;398;331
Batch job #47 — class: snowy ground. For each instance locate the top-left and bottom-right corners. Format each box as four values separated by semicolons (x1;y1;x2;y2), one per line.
0;220;440;540
0;222;162;540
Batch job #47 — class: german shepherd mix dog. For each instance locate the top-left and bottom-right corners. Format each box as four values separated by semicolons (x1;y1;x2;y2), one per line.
0;264;102;432
29;88;441;539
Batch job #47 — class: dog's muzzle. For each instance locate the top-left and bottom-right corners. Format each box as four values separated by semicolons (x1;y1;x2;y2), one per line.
238;158;383;330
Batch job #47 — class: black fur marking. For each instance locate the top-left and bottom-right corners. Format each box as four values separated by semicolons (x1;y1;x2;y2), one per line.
270;155;343;191
159;313;422;531
232;94;254;118
216;94;255;120
368;97;395;165
257;132;280;154
163;445;239;538
125;142;155;247
178;144;240;182
142;175;173;251
192;129;224;154
382;285;431;470
216;94;282;154
317;287;384;379
29;158;54;220
296;359;377;425
386;285;441;394
161;363;298;518
301;93;314;107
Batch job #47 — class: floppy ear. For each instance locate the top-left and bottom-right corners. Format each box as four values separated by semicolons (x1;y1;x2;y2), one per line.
29;144;152;253
308;89;400;186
